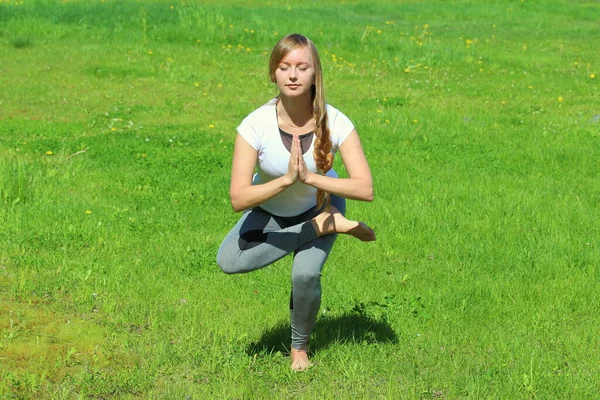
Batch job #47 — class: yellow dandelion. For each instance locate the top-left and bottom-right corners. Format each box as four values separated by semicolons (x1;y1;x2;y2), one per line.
377;109;383;113
194;82;200;87
412;119;418;123
377;30;382;34
573;61;578;66
501;100;506;105
23;142;27;145
558;96;563;102
85;210;92;215
591;73;596;79
385;119;390;124
522;45;527;50
46;150;53;155
528;85;533;89
229;24;234;28
246;48;252;53
209;124;215;129
424;24;429;29
465;39;473;45
405;68;410;73
217;83;223;88
383;98;387;102
111;127;117;131
479;69;483;72
148;50;153;55
170;5;174;9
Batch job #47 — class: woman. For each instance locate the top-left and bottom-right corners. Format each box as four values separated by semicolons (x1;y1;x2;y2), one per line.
217;33;375;371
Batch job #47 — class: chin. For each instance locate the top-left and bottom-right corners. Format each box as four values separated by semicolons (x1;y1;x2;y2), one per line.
283;89;311;98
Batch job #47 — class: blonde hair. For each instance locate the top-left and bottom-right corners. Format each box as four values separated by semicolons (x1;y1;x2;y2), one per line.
269;34;333;209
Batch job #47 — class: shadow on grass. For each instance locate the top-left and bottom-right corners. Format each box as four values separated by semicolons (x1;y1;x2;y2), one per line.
246;313;398;356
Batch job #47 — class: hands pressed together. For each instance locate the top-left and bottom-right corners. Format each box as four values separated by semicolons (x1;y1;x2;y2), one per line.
285;134;311;185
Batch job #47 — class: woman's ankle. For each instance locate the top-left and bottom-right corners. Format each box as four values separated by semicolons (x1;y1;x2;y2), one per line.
311;212;333;237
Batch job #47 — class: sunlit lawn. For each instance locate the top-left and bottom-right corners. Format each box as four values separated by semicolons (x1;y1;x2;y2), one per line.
1;0;599;398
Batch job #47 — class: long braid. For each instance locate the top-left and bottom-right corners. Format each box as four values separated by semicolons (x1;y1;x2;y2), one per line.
313;88;333;209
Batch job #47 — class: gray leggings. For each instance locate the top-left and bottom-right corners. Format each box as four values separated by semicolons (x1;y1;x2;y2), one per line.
216;195;346;350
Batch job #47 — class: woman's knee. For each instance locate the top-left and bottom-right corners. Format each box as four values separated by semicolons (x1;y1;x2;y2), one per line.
216;246;239;274
291;268;321;287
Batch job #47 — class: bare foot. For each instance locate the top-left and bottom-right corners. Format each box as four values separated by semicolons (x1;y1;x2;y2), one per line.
345;221;377;242
311;206;376;242
290;348;312;371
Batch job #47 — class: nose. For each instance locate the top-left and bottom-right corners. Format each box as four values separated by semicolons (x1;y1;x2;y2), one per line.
289;68;298;81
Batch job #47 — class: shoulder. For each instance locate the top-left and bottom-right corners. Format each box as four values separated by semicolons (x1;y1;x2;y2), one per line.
325;103;345;118
326;103;354;133
242;98;277;124
326;103;354;127
237;98;277;150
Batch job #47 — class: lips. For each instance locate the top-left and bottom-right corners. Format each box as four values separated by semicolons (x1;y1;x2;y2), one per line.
287;84;301;88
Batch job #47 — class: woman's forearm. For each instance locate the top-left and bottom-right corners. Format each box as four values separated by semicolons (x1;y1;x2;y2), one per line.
303;173;373;202
230;175;294;212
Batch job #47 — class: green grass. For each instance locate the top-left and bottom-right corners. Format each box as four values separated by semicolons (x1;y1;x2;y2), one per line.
1;0;599;398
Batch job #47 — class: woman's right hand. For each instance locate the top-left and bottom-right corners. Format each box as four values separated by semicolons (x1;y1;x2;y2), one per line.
285;134;299;184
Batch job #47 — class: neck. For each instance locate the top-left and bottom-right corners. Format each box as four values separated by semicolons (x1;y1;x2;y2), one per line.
278;94;313;126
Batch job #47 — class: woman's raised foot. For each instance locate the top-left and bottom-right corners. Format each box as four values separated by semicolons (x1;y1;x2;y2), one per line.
311;206;376;241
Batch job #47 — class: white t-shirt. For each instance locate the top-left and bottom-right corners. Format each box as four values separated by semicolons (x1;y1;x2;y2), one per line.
237;98;355;217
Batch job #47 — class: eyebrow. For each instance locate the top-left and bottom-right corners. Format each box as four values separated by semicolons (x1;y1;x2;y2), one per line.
280;61;311;66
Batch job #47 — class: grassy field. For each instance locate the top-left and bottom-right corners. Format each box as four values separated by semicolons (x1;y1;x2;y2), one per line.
1;0;599;398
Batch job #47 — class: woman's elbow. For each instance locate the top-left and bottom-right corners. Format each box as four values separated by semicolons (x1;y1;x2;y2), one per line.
361;180;374;202
354;186;373;202
364;188;374;202
229;193;244;212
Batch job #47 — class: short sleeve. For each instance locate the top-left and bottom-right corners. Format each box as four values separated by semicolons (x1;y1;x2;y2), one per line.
236;113;260;151
327;105;355;152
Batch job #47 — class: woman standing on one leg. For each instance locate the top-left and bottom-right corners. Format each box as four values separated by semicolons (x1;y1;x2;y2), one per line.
217;33;375;371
